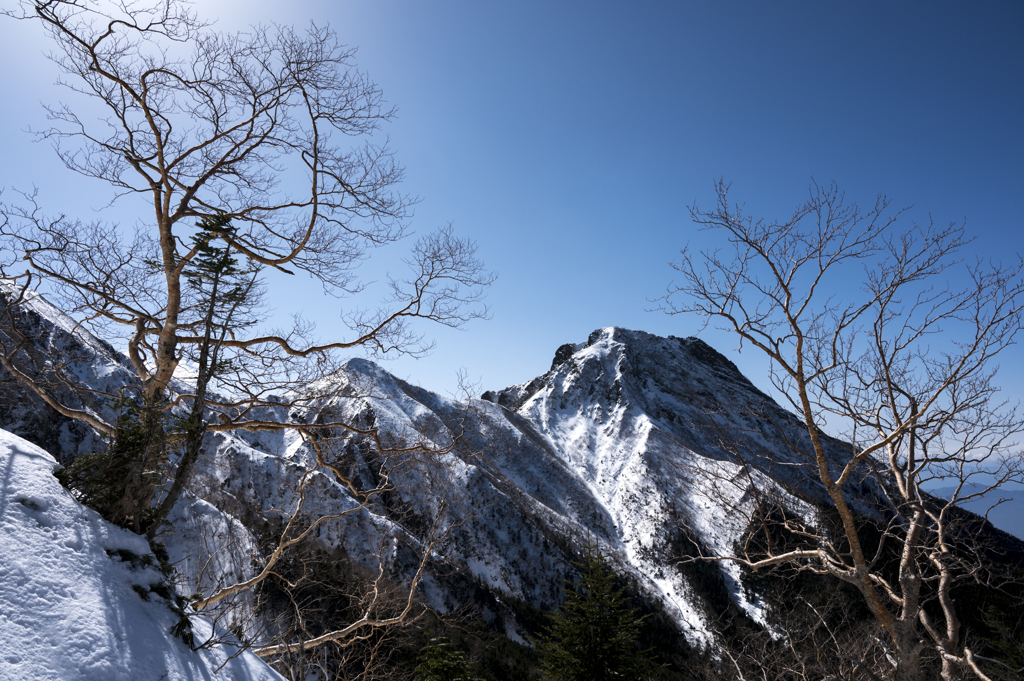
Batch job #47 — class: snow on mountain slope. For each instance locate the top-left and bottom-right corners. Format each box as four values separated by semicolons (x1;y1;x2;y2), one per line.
0;281;137;461
0;428;284;681
257;327;849;644
0;285;904;654
482;328;841;640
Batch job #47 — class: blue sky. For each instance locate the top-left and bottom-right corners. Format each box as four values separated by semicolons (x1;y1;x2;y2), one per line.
1;1;1022;400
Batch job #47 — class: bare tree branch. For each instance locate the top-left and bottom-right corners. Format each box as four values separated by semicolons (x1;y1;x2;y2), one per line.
662;179;1024;681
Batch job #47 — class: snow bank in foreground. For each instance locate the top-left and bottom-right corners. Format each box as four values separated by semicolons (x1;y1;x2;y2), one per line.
0;429;284;681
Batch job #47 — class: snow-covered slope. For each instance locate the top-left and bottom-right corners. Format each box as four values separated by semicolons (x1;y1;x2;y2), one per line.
479;328;849;640
237;327;871;644
0;282;136;461
0;429;284;681
4;285;1007;663
0;289;887;652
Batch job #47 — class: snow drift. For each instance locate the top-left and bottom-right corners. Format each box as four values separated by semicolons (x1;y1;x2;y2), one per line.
0;429;284;681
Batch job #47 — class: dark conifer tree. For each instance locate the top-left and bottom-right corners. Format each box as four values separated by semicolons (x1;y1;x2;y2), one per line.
537;543;651;681
414;634;482;681
147;214;261;538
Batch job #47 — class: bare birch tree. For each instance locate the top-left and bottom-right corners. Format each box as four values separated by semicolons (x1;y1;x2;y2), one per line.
0;0;491;663
664;180;1024;681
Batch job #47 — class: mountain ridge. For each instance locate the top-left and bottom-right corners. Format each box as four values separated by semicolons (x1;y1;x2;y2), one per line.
2;292;1022;678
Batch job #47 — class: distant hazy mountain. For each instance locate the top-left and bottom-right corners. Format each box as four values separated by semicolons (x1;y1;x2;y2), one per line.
927;483;1024;540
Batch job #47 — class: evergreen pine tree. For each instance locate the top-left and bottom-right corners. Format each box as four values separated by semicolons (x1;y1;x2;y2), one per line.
537;543;651;681
413;633;483;681
148;214;262;539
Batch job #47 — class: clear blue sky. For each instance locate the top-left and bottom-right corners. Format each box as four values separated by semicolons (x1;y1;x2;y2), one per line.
1;1;1022;399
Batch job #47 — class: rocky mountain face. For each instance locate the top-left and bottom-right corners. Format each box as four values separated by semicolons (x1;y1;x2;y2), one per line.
3;289;1021;676
0;284;136;462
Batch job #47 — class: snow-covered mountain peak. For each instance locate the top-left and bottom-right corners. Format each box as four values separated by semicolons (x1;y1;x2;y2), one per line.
471;329;822;641
489;327;769;437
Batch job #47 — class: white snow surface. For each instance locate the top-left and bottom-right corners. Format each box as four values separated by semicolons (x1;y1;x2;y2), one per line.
0;429;284;681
